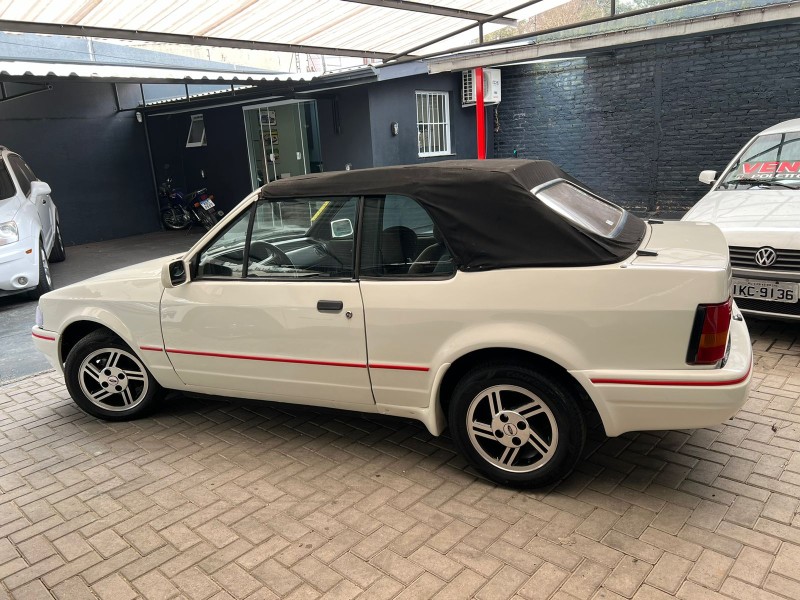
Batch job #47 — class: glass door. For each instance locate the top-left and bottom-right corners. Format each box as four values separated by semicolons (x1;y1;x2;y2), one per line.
244;101;322;190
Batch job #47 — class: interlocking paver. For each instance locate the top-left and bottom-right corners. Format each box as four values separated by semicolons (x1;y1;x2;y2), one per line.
3;321;800;599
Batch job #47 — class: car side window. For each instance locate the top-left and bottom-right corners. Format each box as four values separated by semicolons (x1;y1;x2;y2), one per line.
196;196;358;280
0;161;15;201
360;194;455;277
8;155;31;197
197;206;253;278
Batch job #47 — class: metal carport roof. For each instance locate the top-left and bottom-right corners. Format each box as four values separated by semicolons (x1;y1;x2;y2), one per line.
0;0;563;60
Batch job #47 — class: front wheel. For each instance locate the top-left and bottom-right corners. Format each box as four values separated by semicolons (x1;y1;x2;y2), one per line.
27;240;53;300
64;331;163;420
49;221;66;263
161;207;190;230
448;363;586;488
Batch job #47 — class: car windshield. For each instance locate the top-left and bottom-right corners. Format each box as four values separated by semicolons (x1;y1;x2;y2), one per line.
720;131;800;189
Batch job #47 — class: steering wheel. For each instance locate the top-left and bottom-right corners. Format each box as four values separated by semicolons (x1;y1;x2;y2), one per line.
250;241;292;267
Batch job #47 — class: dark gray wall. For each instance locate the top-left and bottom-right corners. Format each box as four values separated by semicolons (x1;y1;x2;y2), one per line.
367;72;486;167
316;87;374;172
495;24;800;215
0;81;160;244
313;72;488;173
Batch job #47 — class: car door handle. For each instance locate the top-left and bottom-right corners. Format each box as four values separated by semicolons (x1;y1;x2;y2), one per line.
317;300;343;312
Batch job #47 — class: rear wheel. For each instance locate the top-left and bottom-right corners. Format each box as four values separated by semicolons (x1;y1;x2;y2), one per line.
49;221;66;263
448;363;585;488
64;331;162;420
198;209;217;231
27;240;53;300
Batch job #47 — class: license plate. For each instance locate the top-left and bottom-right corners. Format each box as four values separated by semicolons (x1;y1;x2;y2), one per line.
731;278;799;303
200;199;215;209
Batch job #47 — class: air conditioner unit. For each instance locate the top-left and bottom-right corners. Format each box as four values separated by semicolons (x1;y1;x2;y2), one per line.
461;68;501;107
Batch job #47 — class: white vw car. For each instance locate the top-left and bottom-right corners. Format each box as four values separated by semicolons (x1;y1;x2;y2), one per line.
33;160;752;487
684;118;800;320
0;146;65;299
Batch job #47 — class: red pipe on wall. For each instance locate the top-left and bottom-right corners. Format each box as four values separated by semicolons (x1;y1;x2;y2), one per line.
475;67;485;159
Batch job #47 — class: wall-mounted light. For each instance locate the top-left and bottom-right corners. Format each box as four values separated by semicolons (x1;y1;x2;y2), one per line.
135;111;143;123
390;122;399;136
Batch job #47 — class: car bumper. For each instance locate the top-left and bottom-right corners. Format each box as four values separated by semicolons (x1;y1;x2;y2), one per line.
0;238;38;293
31;326;62;372
572;314;752;437
730;267;800;320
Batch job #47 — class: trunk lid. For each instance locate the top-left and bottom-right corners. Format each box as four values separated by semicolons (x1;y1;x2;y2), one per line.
632;221;730;271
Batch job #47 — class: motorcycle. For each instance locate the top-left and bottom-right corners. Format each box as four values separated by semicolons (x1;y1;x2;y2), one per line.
159;178;222;231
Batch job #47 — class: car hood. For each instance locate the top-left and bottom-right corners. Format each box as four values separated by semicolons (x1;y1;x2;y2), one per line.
683;189;800;248
44;254;181;301
0;196;21;223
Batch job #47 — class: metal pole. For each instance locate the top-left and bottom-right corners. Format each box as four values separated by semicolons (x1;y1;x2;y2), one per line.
476;68;485;159
141;114;164;230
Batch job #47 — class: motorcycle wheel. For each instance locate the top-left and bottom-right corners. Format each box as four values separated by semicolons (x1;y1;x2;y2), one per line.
199;209;218;231
162;208;190;230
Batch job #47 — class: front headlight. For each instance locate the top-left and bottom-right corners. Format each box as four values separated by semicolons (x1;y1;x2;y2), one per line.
35;305;44;328
0;221;19;246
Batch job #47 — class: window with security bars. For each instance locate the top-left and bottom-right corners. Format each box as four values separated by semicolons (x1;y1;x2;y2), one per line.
416;91;451;157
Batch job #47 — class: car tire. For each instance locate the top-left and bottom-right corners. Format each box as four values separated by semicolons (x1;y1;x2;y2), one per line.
161;208;190;230
448;363;586;488
64;330;163;421
27;239;53;300
49;221;66;263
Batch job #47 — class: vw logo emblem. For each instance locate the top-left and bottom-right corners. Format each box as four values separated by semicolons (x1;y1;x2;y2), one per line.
754;247;777;267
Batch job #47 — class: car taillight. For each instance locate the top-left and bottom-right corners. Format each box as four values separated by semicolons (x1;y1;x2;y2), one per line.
686;298;732;365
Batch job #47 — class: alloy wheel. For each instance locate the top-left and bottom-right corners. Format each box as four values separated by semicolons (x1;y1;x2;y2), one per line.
77;348;149;411
466;384;559;473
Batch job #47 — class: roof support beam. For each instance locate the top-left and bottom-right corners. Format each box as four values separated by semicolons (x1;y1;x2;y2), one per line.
385;0;546;62
427;0;800;72
0;19;395;60
339;0;517;25
391;0;708;65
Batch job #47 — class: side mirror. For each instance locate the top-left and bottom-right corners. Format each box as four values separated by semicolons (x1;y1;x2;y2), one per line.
30;181;52;196
699;170;717;185
331;218;354;239
161;259;190;288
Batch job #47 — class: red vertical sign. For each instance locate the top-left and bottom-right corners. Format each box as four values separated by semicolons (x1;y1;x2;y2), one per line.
475;67;486;160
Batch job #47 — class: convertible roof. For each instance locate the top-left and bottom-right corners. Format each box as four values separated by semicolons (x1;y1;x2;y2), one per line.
259;159;646;271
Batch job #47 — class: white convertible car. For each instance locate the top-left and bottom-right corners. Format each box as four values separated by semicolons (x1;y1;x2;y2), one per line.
33;160;752;487
684;118;800;320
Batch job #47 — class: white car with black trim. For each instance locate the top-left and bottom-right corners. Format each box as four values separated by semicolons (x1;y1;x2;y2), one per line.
0;146;65;299
684;118;800;320
33;160;752;488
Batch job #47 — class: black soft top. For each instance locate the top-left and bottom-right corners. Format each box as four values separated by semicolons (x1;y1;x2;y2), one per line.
259;159;646;271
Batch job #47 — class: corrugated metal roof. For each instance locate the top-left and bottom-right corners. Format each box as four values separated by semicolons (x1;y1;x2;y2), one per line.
0;1;556;58
0;59;319;83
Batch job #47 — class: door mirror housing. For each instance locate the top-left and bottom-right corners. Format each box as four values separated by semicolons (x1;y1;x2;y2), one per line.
699;170;717;185
331;218;354;239
30;181;52;197
162;258;190;288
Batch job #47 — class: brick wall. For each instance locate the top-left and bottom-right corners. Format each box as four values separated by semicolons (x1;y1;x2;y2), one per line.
494;24;800;215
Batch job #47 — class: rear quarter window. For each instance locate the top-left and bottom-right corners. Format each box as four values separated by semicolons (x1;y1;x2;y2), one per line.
533;180;626;238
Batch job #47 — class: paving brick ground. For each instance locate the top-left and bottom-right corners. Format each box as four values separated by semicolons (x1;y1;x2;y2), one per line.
1;317;800;599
